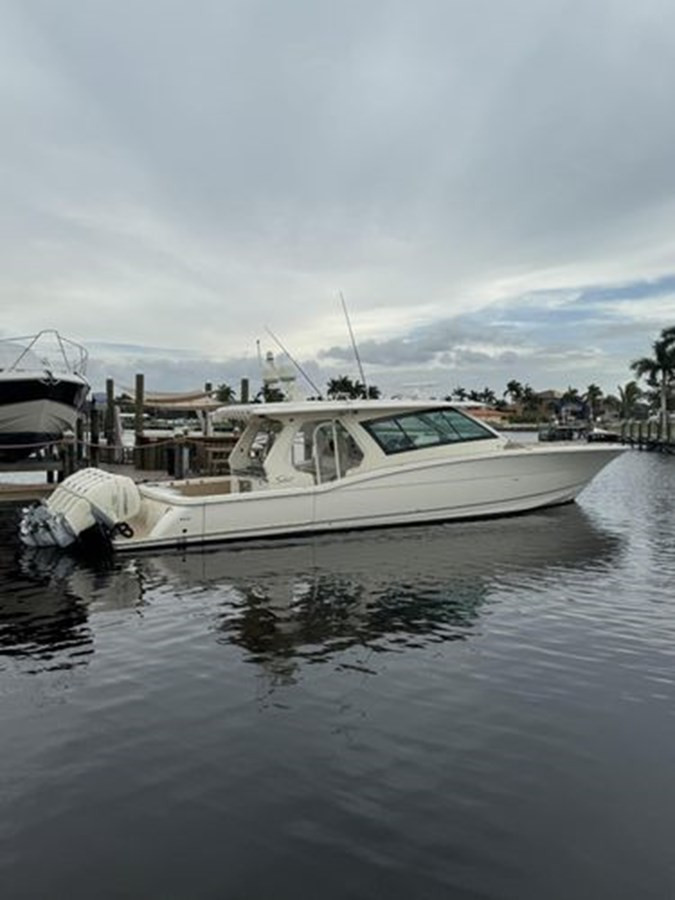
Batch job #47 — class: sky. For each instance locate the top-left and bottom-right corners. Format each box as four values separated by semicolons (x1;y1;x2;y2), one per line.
1;0;674;398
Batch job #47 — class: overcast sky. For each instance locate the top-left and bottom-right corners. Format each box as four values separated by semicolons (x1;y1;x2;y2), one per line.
2;0;674;396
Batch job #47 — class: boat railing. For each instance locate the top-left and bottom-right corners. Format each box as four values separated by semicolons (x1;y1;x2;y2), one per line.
0;330;88;375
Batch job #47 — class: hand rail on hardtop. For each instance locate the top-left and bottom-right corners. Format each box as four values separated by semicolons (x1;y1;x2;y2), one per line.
1;330;88;374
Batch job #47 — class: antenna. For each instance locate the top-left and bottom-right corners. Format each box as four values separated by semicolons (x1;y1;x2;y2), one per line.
264;327;322;397
339;291;368;393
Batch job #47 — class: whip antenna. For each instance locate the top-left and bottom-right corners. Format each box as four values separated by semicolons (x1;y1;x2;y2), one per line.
339;291;368;393
264;327;322;397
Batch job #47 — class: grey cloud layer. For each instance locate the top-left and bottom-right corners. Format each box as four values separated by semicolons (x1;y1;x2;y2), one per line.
1;0;674;389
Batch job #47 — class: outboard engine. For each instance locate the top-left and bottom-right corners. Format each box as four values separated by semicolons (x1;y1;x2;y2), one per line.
20;468;141;549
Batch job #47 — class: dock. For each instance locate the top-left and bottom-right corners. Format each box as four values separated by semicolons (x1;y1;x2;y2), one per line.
0;434;238;505
621;420;675;453
0;373;249;505
0;452;75;502
0;481;54;503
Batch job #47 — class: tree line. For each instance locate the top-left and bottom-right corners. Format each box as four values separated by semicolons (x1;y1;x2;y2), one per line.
447;325;675;423
214;325;674;424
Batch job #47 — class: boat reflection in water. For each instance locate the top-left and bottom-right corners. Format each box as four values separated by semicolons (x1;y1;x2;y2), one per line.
2;548;144;670
147;504;621;683
8;504;621;679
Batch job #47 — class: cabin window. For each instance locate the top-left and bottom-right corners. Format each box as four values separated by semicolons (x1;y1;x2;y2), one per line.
292;419;364;483
231;418;282;476
362;408;494;454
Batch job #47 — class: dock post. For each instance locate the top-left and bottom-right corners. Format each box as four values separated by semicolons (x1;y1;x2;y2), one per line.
174;437;190;479
105;378;115;462
47;445;55;484
90;401;100;467
203;382;214;438
59;440;75;481
67;440;75;477
76;416;85;464
174;439;183;479
240;377;250;403
134;373;145;469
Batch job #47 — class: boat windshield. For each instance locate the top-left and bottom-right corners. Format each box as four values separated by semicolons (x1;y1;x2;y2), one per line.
362;408;494;454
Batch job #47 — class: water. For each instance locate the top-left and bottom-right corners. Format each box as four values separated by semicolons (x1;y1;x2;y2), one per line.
1;449;675;899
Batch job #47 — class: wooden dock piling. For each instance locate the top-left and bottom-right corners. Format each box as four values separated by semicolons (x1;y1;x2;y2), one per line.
105;377;115;459
621;419;674;452
134;373;145;469
90;401;100;467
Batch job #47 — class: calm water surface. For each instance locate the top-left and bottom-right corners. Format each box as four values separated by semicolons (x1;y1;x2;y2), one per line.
1;449;675;899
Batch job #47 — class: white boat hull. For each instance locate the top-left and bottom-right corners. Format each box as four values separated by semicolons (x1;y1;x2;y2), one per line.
115;444;622;551
0;399;82;460
0;397;80;433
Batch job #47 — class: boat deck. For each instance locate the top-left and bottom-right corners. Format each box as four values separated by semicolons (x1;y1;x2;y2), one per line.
141;475;259;499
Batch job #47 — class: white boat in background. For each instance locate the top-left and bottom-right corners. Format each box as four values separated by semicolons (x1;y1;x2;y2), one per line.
0;330;90;461
19;399;625;552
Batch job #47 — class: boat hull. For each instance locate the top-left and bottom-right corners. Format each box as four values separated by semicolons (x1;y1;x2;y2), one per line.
0;375;88;460
114;443;624;551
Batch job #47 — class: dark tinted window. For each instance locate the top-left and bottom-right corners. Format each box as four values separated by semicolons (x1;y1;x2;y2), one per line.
363;408;494;454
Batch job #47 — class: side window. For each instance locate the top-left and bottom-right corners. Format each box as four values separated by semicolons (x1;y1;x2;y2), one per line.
440;409;494;440
292;420;364;482
249;421;281;465
363;418;414;453
394;414;446;448
292;420;325;470
363;408;493;454
230;418;282;476
334;421;364;472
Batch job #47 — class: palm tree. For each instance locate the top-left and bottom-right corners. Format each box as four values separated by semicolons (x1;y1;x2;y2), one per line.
617;380;641;419
603;393;621;417
521;384;540;420
478;387;497;406
561;385;580;403
327;376;358;399
326;376;380;400
255;384;286;403
631;327;675;429
451;386;468;402
215;383;236;403
584;383;603;421
503;380;525;404
558;385;583;423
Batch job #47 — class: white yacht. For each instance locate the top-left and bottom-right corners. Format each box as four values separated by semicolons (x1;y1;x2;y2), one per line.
19;399;624;552
0;330;90;461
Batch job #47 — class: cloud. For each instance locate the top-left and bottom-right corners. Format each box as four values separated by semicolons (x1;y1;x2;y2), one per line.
1;0;674;394
312;274;675;394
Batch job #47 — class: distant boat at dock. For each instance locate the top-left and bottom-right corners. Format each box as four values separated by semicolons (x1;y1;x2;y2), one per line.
0;331;89;461
538;421;619;443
